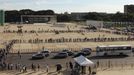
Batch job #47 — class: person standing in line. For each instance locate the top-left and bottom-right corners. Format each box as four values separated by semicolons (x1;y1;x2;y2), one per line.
18;63;21;72
10;63;13;70
17;51;21;59
66;62;69;69
25;65;27;72
108;60;110;68
15;63;18;70
69;61;73;70
56;64;62;74
19;54;22;59
7;63;10;70
31;63;34;71
34;64;36;71
37;64;40;71
58;64;62;74
46;64;49;72
97;61;99;68
23;65;27;73
18;51;20;56
88;66;91;75
22;65;25;73
20;64;24;72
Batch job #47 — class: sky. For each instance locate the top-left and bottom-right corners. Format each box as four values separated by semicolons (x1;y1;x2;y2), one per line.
0;0;134;13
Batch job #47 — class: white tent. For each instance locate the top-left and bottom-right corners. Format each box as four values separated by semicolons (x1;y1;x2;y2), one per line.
74;55;94;66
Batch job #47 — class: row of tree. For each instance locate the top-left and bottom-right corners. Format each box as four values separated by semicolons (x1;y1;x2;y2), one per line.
57;12;134;22
4;9;134;22
84;12;134;22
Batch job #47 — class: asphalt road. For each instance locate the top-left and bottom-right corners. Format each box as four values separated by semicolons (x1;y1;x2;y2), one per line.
6;52;134;69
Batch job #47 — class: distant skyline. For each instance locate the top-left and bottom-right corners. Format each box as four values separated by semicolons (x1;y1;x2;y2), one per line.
0;0;134;13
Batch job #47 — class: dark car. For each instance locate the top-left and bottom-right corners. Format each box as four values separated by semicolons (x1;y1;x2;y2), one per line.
81;48;92;55
73;52;86;57
62;50;74;56
32;53;44;59
53;52;68;59
40;50;50;57
132;48;134;52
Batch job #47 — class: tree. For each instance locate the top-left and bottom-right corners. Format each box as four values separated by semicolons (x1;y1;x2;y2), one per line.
19;9;34;15
34;10;54;15
5;10;20;22
111;12;124;22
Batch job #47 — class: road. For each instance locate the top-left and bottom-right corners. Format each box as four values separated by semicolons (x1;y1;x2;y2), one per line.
6;52;134;69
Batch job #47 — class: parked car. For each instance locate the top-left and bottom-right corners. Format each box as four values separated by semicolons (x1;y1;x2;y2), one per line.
132;48;134;52
53;52;68;59
73;52;86;57
40;50;50;57
62;49;74;56
32;53;44;59
81;48;92;55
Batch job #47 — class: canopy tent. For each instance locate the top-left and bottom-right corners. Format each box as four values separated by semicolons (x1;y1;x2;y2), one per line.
74;55;94;66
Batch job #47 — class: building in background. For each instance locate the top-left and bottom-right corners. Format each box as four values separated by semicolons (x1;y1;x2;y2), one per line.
71;12;88;21
86;20;104;29
124;5;134;14
21;15;57;24
0;10;5;26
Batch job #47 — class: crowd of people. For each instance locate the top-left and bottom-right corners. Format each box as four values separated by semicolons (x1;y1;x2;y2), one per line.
3;28;134;44
100;30;134;36
0;61;76;74
0;62;48;73
3;30;86;34
12;36;134;44
0;40;16;70
3;28;134;36
0;56;88;75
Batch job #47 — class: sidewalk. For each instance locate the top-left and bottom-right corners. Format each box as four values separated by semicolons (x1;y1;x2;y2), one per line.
97;69;134;75
1;65;134;75
0;69;134;75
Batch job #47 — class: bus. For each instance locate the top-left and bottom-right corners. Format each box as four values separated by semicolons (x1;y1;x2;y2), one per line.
96;45;132;56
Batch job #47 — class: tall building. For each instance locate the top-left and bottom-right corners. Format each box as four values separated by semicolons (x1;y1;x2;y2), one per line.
0;10;5;26
124;5;134;14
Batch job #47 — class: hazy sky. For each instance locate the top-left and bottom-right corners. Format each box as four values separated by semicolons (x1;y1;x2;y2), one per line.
0;0;134;13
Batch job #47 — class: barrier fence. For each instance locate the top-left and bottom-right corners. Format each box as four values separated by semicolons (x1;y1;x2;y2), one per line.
96;60;134;71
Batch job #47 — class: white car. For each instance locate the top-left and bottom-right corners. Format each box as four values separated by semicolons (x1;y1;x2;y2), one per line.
40;50;51;57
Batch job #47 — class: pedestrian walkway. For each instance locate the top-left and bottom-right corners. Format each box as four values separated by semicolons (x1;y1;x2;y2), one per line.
1;69;134;75
0;68;70;75
97;69;134;75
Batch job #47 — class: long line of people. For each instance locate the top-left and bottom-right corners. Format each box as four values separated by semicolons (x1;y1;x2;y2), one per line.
4;29;134;36
13;37;134;44
0;62;63;74
3;30;86;34
0;40;16;70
